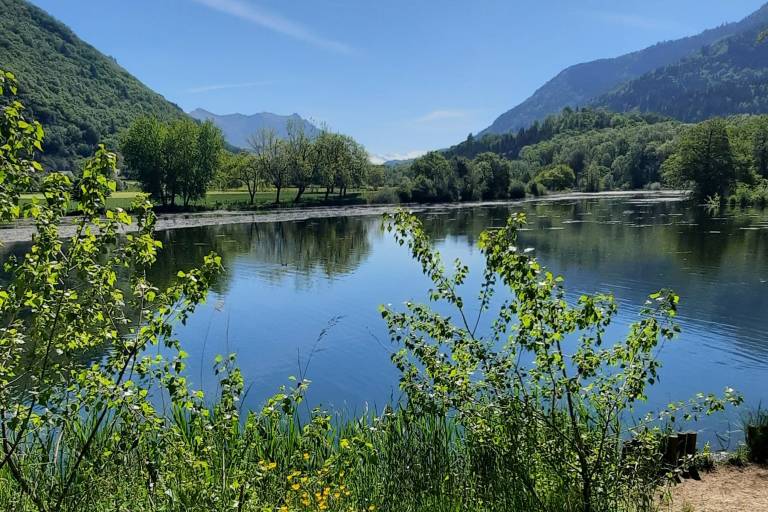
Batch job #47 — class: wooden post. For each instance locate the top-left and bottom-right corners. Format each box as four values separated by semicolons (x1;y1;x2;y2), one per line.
683;432;697;456
681;431;699;479
663;434;680;467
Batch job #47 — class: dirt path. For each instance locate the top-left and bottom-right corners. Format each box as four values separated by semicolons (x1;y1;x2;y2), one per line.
664;464;768;512
0;190;687;244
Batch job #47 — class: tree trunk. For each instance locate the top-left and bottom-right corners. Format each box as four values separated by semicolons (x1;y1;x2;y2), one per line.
294;185;305;203
324;187;330;201
275;186;281;204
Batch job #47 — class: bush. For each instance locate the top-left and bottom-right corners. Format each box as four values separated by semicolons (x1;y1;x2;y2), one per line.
535;164;576;191
380;211;741;512
368;187;399;205
744;407;768;463
397;178;413;202
727;181;768;207
646;182;662;191
527;180;547;197
508;180;526;199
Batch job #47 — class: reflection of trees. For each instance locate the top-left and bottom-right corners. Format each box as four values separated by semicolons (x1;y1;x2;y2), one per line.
418;198;768;363
2;200;766;363
147;216;375;292
238;216;374;284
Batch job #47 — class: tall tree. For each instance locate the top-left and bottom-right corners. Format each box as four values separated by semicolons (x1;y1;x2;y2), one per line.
224;152;262;204
120;116;167;204
179;120;223;207
284;119;313;203
313;131;345;200
753;119;768;178
122;117;223;207
474;152;511;199
249;128;287;204
666;118;735;198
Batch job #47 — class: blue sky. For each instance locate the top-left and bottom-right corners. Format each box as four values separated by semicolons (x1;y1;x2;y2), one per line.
29;0;767;162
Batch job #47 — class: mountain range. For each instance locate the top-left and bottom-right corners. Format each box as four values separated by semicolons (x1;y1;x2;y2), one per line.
188;109;319;149
480;3;768;136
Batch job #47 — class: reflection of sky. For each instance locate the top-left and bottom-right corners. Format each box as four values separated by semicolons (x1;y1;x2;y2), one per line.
157;197;768;444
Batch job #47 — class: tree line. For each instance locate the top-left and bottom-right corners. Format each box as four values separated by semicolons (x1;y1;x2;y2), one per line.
120;116;374;207
216;121;370;204
663;115;768;202
402;108;768;204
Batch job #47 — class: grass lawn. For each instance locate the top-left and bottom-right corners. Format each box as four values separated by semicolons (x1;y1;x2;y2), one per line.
19;188;381;213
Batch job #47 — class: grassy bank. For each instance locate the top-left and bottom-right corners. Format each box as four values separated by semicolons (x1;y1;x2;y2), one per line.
19;187;389;213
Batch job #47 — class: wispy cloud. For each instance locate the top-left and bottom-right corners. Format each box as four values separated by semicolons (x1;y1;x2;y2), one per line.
191;0;354;54
595;12;685;31
184;81;272;94
369;150;428;165
415;109;473;123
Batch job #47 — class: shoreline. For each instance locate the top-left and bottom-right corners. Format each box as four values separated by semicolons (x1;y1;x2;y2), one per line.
0;190;688;244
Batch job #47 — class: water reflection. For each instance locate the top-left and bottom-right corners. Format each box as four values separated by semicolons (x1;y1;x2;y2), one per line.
147;215;375;293
2;196;767;439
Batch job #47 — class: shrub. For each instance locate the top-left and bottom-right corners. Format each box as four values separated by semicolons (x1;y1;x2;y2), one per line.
646;182;662;191
368;187;399;205
380;210;742;512
535;163;576;191
527;180;547;197
508;180;526;199
744;407;768;463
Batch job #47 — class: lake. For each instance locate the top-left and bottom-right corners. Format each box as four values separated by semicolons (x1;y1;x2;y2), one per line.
26;194;768;442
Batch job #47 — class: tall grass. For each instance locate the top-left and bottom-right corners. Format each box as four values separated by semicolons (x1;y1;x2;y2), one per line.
0;397;663;512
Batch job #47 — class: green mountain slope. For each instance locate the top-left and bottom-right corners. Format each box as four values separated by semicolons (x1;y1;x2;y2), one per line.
0;0;184;170
480;3;768;136
592;24;768;122
445;108;670;160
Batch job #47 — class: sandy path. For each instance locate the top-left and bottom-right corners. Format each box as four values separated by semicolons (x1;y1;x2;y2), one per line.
0;190;687;244
664;464;768;512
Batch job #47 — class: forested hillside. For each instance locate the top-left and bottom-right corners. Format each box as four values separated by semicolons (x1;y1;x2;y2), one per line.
480;3;768;136
0;0;184;169
446;108;670;160
593;23;768;122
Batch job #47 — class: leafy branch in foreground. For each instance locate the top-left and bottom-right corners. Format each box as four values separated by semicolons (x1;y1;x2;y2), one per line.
0;69;223;511
380;210;741;512
0;68;743;512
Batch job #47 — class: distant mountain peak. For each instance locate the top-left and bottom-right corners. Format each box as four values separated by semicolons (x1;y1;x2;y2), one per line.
188;109;320;148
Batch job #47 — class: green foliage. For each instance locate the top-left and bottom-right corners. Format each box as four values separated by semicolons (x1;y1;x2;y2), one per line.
217;151;263;202
380;210;741;512
508;180;526;199
0;0;184;170
0;70;223;510
743;406;768;463
448;108;670;161
480;6;768;135
527;180;547;197
594;22;768;124
246;127;370;205
662;118;735;199
410;152;459;202
121;116;224;206
728;180;768;207
535;164;576;191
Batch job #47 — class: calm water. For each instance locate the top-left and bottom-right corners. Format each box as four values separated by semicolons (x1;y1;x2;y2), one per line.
15;195;768;441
